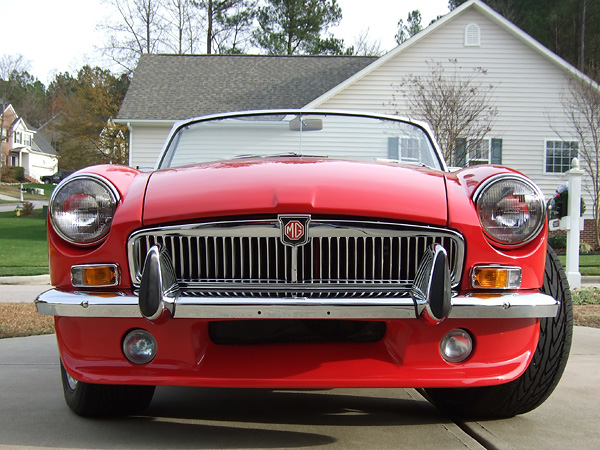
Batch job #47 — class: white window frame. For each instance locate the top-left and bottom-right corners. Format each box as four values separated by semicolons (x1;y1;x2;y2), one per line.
545;139;579;174
468;139;490;166
399;137;423;163
465;23;481;46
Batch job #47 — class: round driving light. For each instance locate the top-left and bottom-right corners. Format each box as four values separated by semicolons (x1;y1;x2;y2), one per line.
123;329;157;365
475;175;545;245
440;329;473;363
49;175;119;245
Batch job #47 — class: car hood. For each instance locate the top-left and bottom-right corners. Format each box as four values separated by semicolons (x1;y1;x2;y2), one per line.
142;158;448;226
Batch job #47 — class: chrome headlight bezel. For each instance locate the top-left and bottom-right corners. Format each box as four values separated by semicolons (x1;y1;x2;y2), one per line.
474;174;546;246
49;174;120;246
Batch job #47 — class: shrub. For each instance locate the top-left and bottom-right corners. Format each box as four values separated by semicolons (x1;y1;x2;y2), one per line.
1;165;19;182
21;202;34;216
580;242;593;254
10;166;26;182
548;235;567;249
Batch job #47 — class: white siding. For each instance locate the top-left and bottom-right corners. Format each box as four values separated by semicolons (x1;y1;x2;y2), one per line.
29;152;58;181
317;8;589;213
130;124;173;169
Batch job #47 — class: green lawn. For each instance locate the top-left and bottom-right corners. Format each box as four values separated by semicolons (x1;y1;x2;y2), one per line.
0;210;49;276
558;253;600;276
0;183;53;202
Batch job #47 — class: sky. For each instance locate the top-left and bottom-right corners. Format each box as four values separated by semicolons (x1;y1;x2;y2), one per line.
0;0;450;85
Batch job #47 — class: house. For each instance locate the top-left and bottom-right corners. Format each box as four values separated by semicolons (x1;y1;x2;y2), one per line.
116;0;598;217
1;104;58;182
117;54;378;169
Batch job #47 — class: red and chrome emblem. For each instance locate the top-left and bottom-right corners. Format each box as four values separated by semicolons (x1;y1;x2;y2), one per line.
279;215;311;247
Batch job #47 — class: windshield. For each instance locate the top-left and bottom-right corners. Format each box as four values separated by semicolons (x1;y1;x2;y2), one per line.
158;112;443;170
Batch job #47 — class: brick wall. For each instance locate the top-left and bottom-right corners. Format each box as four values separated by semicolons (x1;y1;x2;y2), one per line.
548;219;598;248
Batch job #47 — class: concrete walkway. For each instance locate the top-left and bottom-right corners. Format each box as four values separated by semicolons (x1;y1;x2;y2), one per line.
0;275;50;304
0;193;48;212
0;327;597;449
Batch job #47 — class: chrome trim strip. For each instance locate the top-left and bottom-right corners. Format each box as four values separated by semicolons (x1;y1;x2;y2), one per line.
36;289;558;320
450;293;558;318
35;290;137;318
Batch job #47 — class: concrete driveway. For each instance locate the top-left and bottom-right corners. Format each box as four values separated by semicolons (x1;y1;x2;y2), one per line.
0;327;598;450
0;193;47;213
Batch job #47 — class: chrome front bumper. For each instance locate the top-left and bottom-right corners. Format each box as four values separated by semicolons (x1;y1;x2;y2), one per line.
35;289;558;320
36;243;559;321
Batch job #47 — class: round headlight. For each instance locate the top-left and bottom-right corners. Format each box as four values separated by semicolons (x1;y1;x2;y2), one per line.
475;174;545;246
49;175;119;245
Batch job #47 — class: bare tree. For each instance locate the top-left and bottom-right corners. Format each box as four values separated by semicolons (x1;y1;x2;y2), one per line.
391;58;498;166
0;54;30;181
562;68;600;245
164;0;203;54
351;28;383;56
100;0;258;67
99;0;169;72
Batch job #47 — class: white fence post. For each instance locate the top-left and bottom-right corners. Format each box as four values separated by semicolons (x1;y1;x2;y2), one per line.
566;158;583;289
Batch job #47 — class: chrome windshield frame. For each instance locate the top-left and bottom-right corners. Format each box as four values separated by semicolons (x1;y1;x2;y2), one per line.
154;109;448;172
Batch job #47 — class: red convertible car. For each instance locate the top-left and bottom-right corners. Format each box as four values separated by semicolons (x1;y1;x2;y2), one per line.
36;110;572;419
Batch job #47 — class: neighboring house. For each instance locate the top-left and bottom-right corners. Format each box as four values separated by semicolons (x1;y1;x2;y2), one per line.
116;0;599;216
1;104;58;182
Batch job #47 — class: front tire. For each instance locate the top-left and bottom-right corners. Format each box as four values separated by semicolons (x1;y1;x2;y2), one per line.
60;361;155;417
424;246;573;419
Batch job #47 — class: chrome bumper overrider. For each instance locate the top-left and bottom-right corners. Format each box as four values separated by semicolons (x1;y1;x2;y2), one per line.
36;243;559;321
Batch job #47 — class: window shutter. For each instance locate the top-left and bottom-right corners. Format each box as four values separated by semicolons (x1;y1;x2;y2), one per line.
454;138;467;167
388;137;399;160
491;138;502;165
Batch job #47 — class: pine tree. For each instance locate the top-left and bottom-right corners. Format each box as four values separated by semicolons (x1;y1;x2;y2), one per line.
253;0;347;55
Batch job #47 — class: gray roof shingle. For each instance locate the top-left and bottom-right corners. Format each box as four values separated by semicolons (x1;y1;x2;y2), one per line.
117;54;378;121
32;129;57;156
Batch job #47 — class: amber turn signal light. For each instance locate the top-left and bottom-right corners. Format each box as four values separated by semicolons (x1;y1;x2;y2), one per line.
71;264;120;287
472;266;521;289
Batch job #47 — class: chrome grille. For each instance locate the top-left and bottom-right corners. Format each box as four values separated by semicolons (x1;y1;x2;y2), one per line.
128;219;464;298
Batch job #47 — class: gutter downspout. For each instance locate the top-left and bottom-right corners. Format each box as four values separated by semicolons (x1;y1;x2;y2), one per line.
126;122;133;168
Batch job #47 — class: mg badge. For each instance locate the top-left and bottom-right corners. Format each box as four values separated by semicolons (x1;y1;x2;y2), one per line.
279;215;311;247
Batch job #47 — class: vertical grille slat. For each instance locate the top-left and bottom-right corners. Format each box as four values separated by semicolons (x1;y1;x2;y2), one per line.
129;219;464;298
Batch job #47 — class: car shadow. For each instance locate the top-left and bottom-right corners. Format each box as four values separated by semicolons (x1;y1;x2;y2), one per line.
144;386;444;427
78;386;452;449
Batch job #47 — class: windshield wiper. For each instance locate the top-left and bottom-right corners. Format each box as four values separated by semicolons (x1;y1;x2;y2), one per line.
374;158;436;170
233;152;327;159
